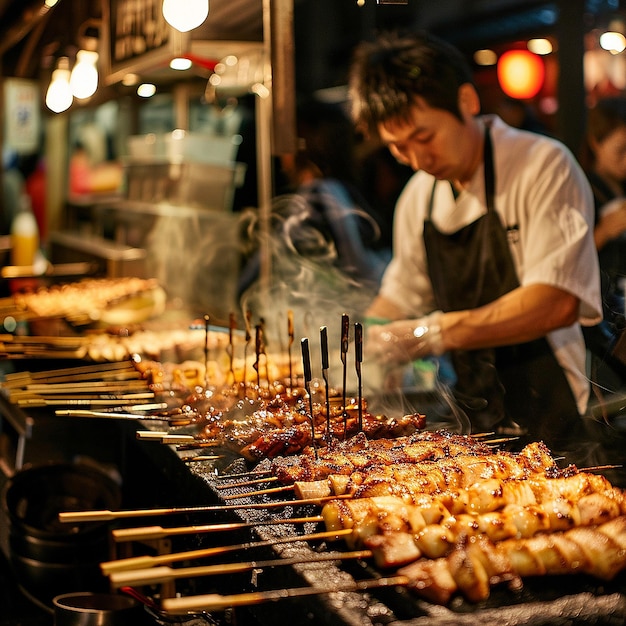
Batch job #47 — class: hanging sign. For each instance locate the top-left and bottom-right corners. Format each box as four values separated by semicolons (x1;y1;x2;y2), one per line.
101;0;188;85
4;79;41;154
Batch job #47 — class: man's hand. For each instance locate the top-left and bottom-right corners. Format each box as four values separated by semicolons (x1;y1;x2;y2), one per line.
366;311;444;365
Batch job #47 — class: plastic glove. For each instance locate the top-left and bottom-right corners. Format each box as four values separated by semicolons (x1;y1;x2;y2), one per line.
366;310;444;365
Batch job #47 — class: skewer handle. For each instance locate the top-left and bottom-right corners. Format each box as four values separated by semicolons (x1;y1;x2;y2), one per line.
59;508;174;522
287;309;294;345
341;313;349;361
301;338;311;383
355;322;363;365
320;326;329;370
161;575;410;614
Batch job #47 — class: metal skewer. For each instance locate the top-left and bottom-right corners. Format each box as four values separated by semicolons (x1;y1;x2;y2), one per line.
254;324;262;388
340;313;349;440
204;314;210;390
228;312;237;384
243;309;252;394
354;322;363;432
320;326;331;443
301;337;317;459
287;309;294;393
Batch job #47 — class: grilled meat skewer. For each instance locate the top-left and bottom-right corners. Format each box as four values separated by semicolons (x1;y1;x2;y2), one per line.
398;515;626;604
321;477;626;567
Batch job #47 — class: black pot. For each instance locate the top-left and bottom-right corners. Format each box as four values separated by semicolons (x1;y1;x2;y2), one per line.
4;462;121;539
3;462;122;605
53;592;146;626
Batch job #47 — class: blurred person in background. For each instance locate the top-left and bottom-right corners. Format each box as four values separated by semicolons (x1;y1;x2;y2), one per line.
1;148;25;236
238;98;390;300
578;96;626;386
349;30;603;465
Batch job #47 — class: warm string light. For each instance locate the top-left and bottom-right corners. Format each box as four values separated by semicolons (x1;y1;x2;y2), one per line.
162;0;209;32
356;0;409;4
45;47;100;113
497;49;545;99
45;57;73;113
70;49;99;99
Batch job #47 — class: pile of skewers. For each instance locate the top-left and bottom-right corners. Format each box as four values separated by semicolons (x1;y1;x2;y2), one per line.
0;276;165;326
6;311;423;461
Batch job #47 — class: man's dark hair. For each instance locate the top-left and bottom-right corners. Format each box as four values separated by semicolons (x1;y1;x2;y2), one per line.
348;30;475;136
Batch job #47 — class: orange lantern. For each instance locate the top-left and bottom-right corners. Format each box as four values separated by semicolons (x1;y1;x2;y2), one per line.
497;49;545;99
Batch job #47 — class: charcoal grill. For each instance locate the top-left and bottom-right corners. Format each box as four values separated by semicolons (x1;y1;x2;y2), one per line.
112;447;626;626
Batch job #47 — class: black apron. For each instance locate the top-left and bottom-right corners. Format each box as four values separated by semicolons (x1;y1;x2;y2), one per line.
423;124;580;448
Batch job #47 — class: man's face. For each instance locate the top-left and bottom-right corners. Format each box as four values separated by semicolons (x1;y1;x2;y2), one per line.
377;94;477;184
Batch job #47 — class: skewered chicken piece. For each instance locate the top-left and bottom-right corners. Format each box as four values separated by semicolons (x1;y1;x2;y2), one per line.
397;515;626;604
280;441;562;503
177;412;426;461
321;477;626;567
268;434;555;484
346;451;560;501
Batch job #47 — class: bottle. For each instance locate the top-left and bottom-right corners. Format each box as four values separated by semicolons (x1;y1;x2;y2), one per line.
11;194;39;267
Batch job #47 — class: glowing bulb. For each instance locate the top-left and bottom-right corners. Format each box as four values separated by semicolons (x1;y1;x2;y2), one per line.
137;83;156;98
497;49;545;99
474;49;497;66
70;50;99;99
162;0;209;32
527;38;552;55
600;31;626;53
170;57;193;70
45;58;73;113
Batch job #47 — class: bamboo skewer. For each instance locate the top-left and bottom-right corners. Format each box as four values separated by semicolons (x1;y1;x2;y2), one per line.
160;575;408;614
18;380;150;392
109;549;372;589
54;409;176;421
136;432;212;442
216;476;279;489
216;469;272;480
111;515;323;542
15;396;157;408
222;484;293;500
2;360;138;385
100;529;353;574
58;494;353;523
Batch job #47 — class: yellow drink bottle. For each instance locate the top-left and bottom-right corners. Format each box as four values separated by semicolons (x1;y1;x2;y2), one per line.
10;195;39;267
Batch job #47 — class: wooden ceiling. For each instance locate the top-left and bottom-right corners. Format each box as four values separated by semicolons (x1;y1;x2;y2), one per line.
0;0;101;79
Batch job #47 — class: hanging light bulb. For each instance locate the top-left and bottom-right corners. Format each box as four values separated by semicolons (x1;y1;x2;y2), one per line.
70;50;99;99
45;57;73;113
162;0;209;32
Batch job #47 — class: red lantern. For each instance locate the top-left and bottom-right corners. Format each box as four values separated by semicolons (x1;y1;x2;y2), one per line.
497;49;545;99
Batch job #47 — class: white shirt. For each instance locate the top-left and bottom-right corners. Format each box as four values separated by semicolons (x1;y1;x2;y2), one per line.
379;115;602;413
